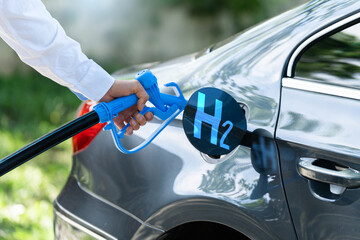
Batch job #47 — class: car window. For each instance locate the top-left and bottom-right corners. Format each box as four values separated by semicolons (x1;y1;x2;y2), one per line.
295;22;360;89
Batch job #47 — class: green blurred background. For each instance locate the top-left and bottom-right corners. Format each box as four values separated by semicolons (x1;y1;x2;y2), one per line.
0;0;306;239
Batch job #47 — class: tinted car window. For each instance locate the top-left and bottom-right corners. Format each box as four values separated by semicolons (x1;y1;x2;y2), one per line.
295;23;360;89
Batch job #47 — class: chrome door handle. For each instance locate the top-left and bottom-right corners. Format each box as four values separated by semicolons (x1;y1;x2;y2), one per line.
297;158;360;188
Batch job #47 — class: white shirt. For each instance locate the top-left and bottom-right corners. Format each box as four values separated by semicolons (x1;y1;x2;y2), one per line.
0;0;115;101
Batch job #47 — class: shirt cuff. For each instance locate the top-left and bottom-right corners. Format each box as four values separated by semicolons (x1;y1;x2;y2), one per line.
74;60;115;102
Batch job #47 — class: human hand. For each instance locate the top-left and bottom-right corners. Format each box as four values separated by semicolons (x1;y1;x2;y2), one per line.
99;80;154;135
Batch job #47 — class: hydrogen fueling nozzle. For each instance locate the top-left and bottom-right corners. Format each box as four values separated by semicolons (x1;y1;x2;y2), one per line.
93;69;187;154
136;69;166;111
0;69;186;177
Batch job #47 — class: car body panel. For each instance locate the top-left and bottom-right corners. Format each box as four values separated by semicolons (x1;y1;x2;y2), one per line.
55;177;162;239
277;87;360;239
54;0;360;239
69;121;295;239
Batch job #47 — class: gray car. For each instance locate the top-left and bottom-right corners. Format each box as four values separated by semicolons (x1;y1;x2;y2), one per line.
54;0;360;239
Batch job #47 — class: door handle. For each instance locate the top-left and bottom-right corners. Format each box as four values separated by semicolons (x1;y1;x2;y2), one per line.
297;158;360;188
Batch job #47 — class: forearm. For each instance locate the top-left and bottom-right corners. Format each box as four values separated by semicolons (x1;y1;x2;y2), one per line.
0;0;114;101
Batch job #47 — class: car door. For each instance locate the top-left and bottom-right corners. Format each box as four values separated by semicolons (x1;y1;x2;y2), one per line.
277;15;360;239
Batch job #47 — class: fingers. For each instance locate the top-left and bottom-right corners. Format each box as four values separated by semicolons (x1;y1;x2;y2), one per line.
99;79;153;136
134;112;146;126
125;113;143;136
132;81;149;111
126;126;133;136
145;112;154;121
114;109;154;136
99;80;149;113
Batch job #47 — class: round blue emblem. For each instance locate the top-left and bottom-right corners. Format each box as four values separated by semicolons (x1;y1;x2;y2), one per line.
183;88;247;156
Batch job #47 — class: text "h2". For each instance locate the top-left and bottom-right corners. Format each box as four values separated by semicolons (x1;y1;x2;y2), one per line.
194;92;233;150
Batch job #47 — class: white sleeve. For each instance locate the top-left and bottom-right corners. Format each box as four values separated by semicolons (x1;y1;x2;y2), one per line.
0;0;115;101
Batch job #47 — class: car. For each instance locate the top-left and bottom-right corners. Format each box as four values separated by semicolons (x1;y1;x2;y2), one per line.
53;0;360;239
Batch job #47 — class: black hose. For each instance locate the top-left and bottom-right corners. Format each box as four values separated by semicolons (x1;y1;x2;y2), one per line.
0;111;99;177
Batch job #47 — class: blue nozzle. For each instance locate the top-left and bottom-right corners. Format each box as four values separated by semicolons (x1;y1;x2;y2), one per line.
93;69;187;154
135;69;157;88
135;69;166;111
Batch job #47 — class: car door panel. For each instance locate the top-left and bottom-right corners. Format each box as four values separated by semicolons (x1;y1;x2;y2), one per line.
277;86;360;239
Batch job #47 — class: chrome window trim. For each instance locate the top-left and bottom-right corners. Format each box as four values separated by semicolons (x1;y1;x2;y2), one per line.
282;77;360;101
286;11;360;77
54;199;116;240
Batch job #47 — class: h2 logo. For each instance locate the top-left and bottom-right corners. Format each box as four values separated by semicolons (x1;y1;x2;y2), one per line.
183;87;247;156
193;92;233;150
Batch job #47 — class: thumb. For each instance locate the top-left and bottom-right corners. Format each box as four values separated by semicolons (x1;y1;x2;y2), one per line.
132;80;149;111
